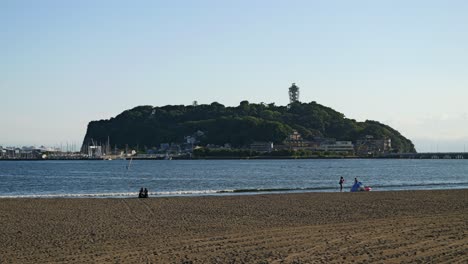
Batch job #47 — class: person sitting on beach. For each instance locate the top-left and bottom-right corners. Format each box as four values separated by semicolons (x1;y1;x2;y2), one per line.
138;187;144;198
144;188;148;198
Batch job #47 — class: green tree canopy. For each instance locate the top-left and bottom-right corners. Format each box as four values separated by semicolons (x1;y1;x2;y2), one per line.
82;101;416;153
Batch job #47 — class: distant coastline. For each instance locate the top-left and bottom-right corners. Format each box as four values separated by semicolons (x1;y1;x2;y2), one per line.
1;152;467;161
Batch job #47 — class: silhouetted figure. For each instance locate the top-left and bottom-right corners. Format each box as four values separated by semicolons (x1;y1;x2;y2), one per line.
138;187;144;198
144;188;148;198
354;177;358;184
339;177;345;192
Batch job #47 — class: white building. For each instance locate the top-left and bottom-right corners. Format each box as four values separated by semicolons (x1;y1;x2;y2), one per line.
320;141;354;153
250;142;274;153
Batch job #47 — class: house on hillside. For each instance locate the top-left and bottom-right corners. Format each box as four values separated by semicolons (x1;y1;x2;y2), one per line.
284;131;307;149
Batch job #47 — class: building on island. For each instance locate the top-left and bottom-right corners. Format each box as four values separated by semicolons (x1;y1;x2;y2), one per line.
250;142;274;153
319;141;355;154
355;135;392;155
281;131;355;154
87;145;103;158
284;130;308;149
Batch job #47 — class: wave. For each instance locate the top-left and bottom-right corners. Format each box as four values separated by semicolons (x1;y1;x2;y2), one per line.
218;186;336;193
371;182;468;189
217;182;468;193
0;190;224;199
1;182;467;198
0;187;332;198
0;192;140;198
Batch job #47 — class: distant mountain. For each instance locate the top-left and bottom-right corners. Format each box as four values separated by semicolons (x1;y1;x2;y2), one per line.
81;101;416;153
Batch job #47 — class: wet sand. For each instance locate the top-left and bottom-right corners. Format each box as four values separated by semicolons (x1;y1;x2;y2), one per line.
0;189;467;263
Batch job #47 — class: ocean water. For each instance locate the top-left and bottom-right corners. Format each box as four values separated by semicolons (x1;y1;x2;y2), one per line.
0;159;467;198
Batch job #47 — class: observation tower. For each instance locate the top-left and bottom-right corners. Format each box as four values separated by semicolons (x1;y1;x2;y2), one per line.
288;83;300;104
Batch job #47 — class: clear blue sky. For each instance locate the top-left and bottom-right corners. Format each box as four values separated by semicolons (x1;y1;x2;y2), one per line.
1;0;467;152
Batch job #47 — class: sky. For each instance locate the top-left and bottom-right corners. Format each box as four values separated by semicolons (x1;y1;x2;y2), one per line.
1;0;467;152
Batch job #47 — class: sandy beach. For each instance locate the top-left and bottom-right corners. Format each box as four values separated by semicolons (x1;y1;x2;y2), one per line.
0;190;466;263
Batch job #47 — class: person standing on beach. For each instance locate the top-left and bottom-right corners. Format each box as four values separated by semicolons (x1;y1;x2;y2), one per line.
144;188;148;198
339;177;345;192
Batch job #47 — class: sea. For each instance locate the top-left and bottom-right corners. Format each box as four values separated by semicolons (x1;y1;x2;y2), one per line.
0;159;467;198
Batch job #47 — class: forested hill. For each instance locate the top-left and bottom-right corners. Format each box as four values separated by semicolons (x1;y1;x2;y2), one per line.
82;101;416;153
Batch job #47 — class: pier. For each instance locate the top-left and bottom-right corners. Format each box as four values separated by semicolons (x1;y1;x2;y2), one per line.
381;152;467;159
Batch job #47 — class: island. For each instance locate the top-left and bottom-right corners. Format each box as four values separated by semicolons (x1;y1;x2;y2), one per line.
81;100;415;159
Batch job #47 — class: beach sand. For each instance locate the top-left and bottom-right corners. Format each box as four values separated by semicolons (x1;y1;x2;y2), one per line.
0;190;466;263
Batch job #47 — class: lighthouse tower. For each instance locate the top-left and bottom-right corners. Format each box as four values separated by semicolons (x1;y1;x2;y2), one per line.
288;83;300;104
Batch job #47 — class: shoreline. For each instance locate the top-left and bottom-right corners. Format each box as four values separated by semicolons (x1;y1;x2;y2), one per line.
1;189;466;263
1;187;467;199
3;154;467;161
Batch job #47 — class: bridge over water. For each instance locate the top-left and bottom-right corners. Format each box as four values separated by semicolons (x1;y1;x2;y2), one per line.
381;152;467;159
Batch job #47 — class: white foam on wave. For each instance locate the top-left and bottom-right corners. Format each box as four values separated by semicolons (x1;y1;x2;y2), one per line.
6;182;466;199
156;190;226;196
0;189;234;198
0;192;139;198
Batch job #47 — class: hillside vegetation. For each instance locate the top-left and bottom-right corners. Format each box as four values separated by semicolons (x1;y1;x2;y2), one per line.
82;101;416;153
